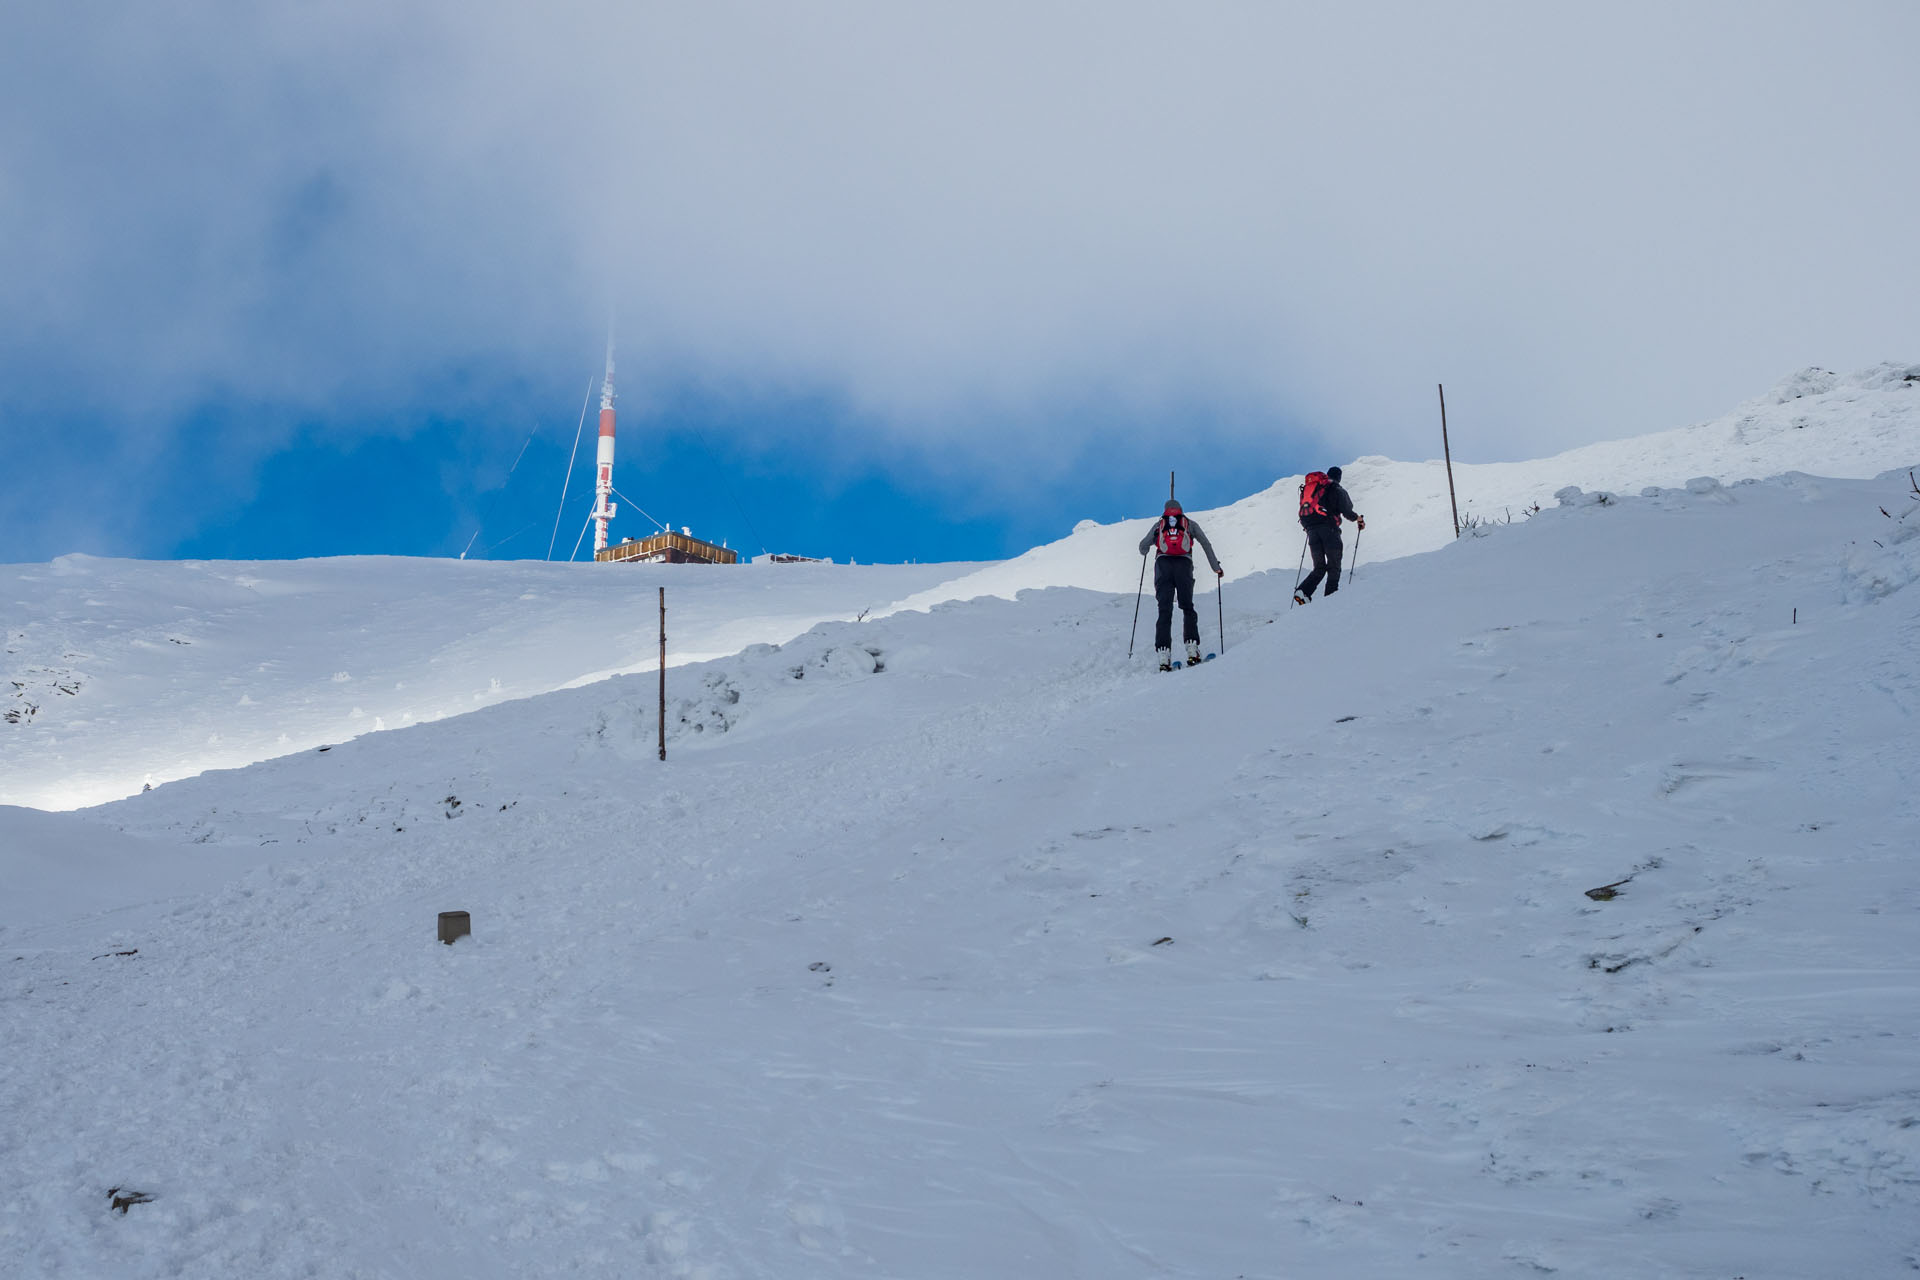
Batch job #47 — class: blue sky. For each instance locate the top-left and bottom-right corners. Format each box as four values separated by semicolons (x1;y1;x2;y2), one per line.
161;378;1315;565
3;2;1916;566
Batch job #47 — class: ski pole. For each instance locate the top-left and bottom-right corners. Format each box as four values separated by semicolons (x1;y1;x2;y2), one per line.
1216;574;1226;653
1291;535;1308;606
1127;551;1148;658
1350;525;1361;582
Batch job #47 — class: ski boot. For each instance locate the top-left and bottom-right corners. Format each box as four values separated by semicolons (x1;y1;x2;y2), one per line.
1185;640;1203;667
1156;647;1173;672
1292;590;1310;606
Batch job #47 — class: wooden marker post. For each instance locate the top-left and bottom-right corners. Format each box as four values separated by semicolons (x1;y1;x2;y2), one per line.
1439;383;1461;539
658;587;667;761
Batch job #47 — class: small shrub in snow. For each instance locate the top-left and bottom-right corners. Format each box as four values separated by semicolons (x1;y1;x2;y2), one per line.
1458;503;1543;537
107;1187;155;1214
1840;471;1920;603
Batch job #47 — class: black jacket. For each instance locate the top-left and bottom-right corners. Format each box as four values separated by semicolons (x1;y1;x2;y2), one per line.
1299;480;1358;531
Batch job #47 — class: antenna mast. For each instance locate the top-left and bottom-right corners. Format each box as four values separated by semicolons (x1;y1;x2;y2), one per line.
591;328;618;554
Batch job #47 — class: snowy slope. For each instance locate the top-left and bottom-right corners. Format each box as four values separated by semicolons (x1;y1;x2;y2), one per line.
5;363;1914;812
883;360;1920;609
0;557;973;811
4;459;1919;1278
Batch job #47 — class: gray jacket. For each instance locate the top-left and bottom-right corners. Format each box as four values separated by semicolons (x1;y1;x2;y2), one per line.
1140;515;1222;575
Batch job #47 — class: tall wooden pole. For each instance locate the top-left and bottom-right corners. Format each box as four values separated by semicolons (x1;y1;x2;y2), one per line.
657;587;667;761
1439;383;1461;539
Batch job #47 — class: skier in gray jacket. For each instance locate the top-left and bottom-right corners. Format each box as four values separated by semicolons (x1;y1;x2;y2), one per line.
1138;499;1223;670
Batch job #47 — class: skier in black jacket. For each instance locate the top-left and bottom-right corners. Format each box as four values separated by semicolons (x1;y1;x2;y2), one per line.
1138;499;1223;670
1294;466;1364;604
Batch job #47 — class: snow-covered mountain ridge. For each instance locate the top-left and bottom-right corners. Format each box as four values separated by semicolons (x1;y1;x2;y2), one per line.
4;461;1917;1278
5;362;1915;811
885;360;1920;609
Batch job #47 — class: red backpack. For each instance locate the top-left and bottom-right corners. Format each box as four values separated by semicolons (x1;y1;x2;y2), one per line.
1155;511;1192;555
1299;471;1331;520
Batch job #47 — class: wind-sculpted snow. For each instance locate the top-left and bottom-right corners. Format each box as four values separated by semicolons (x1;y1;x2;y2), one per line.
1842;467;1920;604
0;557;972;810
5;464;1920;1278
54;622;915;854
583;628;889;761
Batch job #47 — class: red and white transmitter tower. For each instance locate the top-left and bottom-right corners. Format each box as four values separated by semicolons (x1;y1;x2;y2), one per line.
590;332;617;554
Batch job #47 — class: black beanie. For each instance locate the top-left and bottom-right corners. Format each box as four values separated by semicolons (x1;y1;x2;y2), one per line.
1327;466;1343;482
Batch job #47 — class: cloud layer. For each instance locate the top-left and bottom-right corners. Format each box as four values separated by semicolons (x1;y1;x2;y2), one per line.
4;1;1916;552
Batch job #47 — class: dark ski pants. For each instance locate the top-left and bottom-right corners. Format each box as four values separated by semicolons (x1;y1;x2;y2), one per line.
1153;555;1200;650
1297;525;1344;599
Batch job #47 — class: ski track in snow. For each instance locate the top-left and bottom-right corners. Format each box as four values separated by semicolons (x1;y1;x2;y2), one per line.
4;368;1920;1278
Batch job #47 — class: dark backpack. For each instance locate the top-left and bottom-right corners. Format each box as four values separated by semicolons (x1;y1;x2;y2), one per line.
1299;472;1331;521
